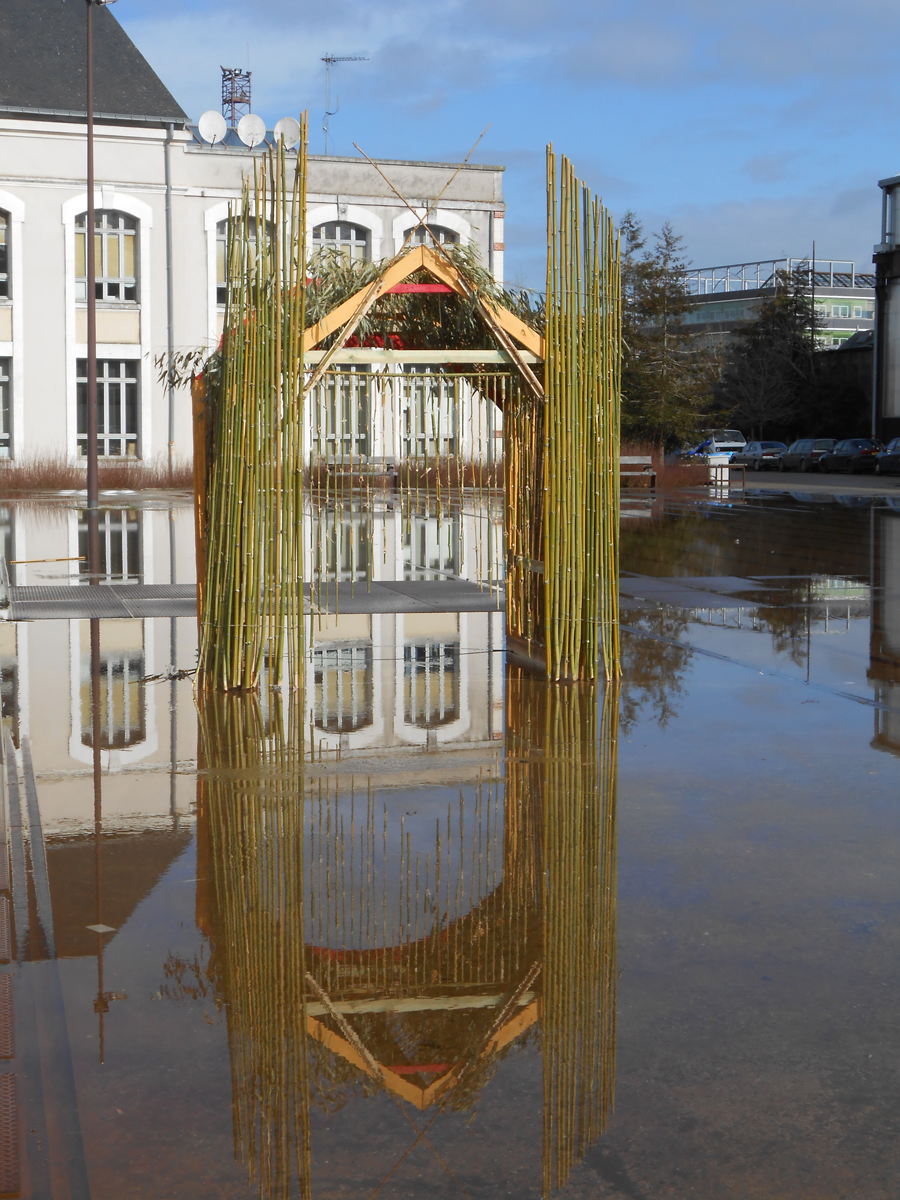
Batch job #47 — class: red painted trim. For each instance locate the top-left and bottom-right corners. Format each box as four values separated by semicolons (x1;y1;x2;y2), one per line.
385;1063;452;1075
384;283;454;294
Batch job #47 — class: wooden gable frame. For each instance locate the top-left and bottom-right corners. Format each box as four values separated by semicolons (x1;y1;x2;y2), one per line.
305;998;541;1112
303;244;545;400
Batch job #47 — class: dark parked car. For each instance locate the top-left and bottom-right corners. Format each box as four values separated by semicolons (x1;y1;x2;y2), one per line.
817;438;884;473
731;440;787;470
875;438;900;475
778;438;836;472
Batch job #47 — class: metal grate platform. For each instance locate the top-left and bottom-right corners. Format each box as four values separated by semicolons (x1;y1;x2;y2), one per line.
6;580;505;620
0;1074;18;1197
8;583;197;621
0;977;13;1061
0;903;9;966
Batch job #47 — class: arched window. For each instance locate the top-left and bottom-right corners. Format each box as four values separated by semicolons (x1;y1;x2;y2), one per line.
0;213;9;298
216;218;270;305
312;222;370;262
410;224;459;247
78;509;141;581
403;514;459;580
75;211;137;301
313;644;374;733
80;648;146;749
312;507;371;581
404;642;460;727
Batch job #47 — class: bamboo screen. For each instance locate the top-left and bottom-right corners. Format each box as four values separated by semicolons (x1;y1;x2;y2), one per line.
199;691;312;1200
506;148;622;682
198;130;308;692
505;668;619;1194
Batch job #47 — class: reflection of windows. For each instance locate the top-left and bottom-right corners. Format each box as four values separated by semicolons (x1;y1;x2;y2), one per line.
832;304;850;318
0;621;18;749
313;645;373;732
78;509;141;582
0;361;10;457
313;507;370;583
75;211;137;301
312;369;370;460
76;359;138;457
401;374;458;458
404;642;460;727
410;224;459;247
0;507;13;566
81;650;146;749
312;222;370;262
0;665;18;749
404;515;459;580
0;212;8;298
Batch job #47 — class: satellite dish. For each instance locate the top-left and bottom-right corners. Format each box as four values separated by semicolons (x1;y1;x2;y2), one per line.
237;113;267;148
197;110;227;145
274;116;302;149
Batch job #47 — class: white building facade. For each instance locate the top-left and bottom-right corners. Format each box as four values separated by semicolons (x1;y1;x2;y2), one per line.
0;1;506;465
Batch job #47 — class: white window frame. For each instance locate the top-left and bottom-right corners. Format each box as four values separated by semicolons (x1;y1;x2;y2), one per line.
307;204;383;261
394;612;472;746
74;209;138;302
75;359;140;458
0;190;24;459
392;208;471;255
63;191;153;463
67;616;158;769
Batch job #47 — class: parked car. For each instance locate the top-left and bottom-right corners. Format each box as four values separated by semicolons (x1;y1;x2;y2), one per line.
732;440;787;470
817;438;884;473
778;438;837;472
875;438;900;474
694;429;746;459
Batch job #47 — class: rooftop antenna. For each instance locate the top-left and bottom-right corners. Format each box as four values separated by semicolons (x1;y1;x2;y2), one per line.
321;54;367;155
221;67;252;127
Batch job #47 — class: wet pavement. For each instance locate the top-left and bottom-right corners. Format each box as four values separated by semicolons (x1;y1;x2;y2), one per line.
0;487;897;1196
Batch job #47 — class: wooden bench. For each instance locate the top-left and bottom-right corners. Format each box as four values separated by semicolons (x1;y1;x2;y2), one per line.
620;455;656;488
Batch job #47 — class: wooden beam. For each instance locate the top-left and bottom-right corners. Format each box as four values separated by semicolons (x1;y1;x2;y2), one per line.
304;246;427;349
304;348;540;365
417;248;545;359
305;1014;428;1109
304;243;545;361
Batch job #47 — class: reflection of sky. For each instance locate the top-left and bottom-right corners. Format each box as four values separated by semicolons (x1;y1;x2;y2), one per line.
304;784;505;951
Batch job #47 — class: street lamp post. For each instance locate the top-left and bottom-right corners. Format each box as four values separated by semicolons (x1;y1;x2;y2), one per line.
86;0;116;578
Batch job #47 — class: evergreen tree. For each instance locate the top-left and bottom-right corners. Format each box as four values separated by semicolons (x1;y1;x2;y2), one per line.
620;213;717;447
715;267;820;439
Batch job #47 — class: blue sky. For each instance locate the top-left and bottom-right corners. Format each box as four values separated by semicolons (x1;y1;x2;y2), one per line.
120;0;899;290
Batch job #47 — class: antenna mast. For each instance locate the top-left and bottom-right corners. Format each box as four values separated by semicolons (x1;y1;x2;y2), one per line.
321;54;368;155
221;67;252;127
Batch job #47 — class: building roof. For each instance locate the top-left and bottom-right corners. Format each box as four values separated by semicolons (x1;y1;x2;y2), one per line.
0;0;187;126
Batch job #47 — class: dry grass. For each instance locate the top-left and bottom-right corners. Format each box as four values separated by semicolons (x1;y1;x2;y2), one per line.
620;440;708;491
0;455;194;496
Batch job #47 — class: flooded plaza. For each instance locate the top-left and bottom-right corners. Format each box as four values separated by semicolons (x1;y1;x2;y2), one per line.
0;486;896;1197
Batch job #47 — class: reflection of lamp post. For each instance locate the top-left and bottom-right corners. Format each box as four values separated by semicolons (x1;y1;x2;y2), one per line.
86;0;117;544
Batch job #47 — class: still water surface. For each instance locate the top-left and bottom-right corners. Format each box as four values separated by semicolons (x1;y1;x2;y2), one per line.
0;490;898;1197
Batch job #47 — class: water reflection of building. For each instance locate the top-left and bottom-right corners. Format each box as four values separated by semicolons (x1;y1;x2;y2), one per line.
0;501;197;838
869;509;900;754
197;671;618;1199
307;498;504;755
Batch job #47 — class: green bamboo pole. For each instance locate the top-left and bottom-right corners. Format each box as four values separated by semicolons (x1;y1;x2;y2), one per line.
198;122;308;692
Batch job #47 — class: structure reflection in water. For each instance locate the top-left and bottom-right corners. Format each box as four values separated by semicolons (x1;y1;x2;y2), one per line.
196;665;618;1198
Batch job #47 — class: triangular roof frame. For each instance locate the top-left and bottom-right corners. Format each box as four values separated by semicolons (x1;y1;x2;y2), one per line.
304;245;545;399
306;998;540;1111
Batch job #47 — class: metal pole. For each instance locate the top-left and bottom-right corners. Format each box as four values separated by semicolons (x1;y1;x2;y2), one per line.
86;0;99;512
165;123;176;482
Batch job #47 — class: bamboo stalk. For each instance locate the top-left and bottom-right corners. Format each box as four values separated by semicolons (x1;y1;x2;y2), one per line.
198;122;308;692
